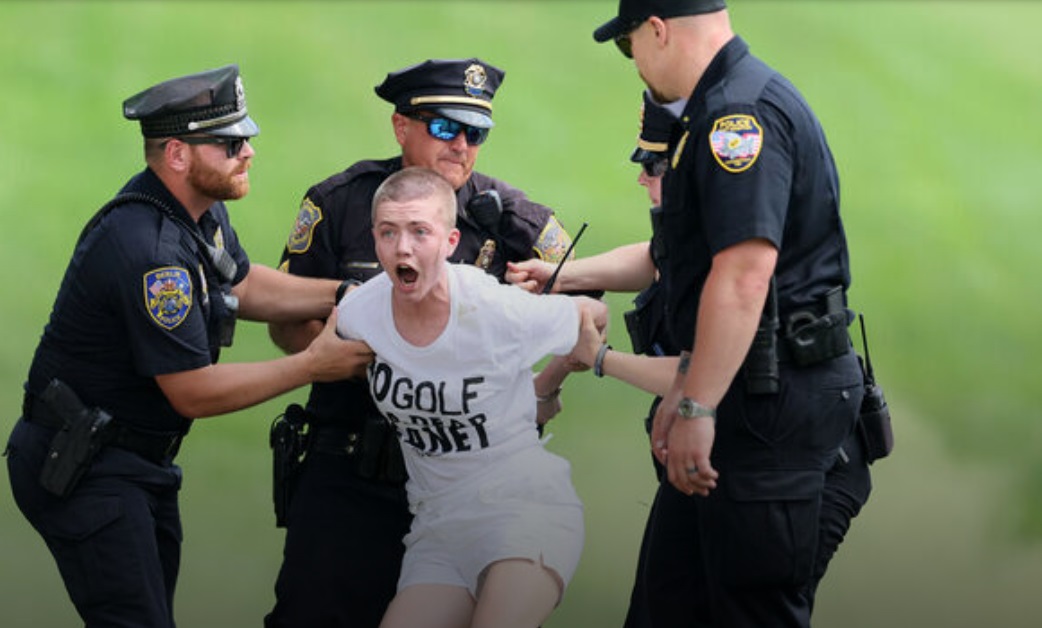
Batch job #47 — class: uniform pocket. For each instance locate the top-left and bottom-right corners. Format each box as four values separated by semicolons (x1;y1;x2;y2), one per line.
41;494;123;542
713;469;823;588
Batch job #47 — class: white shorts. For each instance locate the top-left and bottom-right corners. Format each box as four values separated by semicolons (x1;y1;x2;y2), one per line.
398;447;584;597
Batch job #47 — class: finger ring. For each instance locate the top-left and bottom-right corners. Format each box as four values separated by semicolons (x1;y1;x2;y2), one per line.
685;466;699;475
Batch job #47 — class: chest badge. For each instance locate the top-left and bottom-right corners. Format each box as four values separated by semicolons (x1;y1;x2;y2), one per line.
709;114;763;173
144;266;193;330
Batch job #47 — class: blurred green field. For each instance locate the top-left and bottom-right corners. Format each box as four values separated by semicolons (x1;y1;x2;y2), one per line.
2;1;1042;626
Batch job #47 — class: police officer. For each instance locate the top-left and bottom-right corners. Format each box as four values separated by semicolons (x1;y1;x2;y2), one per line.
265;58;575;628
593;1;871;625
507;91;684;628
4;64;373;628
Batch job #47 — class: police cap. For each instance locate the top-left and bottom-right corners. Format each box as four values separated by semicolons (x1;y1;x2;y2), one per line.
594;0;727;43
375;58;504;129
123;64;259;138
631;90;674;163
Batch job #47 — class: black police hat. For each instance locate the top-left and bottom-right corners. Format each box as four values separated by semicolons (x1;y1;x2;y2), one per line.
375;58;504;129
123;64;259;138
594;0;727;43
631;91;675;163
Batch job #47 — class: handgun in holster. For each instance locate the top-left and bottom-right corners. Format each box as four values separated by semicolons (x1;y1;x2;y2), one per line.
855;313;894;463
270;404;310;527
38;379;113;498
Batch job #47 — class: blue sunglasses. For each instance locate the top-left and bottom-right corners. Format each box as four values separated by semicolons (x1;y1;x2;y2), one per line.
407;113;489;146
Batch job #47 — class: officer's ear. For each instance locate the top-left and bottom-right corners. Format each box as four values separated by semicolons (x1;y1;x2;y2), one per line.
391;112;409;148
648;16;669;49
161;138;191;174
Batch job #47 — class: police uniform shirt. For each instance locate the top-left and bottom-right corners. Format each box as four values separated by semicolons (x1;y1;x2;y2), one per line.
658;36;852;347
277;156;571;425
26;168;250;431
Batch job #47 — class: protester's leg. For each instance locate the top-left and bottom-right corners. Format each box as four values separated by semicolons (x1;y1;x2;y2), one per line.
379;584;474;628
266;452;410;628
472;558;560;628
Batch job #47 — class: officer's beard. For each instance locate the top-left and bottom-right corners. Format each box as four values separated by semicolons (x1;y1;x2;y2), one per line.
188;159;250;201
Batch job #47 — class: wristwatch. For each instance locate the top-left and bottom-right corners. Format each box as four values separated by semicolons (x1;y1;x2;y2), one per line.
677;397;716;420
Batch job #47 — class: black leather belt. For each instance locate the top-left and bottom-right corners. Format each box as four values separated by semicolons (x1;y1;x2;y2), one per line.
23;394;184;465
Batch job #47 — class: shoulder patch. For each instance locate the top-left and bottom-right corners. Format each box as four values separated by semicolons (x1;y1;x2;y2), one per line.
287;197;323;254
533;216;573;263
144;266;193;330
709;114;763;173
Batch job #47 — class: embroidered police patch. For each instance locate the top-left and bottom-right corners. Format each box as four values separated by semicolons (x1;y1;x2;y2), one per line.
144;266;192;330
533;216;572;263
709;114;763;173
287;197;323;254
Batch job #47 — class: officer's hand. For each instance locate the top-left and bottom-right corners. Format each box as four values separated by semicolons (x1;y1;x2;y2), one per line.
664;415;718;497
651;390;719;496
506;259;555;293
304;309;375;382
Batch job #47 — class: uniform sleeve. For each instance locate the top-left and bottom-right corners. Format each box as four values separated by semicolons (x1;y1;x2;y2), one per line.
485;177;574;263
699;101;793;254
278;187;341;280
103;220;213;377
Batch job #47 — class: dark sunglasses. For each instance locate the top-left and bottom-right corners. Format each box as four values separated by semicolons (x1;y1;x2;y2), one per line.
614;18;647;59
407;113;489;146
172;136;250;159
642;158;669;177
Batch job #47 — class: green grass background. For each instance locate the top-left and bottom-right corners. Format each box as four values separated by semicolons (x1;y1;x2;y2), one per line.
2;1;1042;626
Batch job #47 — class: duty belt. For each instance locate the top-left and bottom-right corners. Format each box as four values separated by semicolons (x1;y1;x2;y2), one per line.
23;394;184;465
308;427;362;457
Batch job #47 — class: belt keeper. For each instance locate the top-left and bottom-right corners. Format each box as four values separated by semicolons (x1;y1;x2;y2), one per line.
594;343;612;378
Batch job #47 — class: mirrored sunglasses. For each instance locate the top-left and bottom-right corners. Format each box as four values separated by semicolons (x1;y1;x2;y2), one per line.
408;114;489;146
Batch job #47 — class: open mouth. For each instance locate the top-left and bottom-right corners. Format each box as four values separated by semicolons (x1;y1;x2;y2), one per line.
396;264;418;285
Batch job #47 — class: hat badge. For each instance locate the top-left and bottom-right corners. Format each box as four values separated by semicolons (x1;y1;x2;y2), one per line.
235;76;246;111
463;64;487;97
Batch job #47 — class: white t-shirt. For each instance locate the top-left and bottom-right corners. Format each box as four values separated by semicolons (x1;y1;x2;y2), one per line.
337;263;579;504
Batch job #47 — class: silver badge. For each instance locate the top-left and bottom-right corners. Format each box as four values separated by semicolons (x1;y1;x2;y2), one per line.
463;64;487;97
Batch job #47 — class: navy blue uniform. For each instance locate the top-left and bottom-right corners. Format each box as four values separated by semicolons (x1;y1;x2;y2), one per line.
646;37;870;627
5;167;249;627
266;156;570;628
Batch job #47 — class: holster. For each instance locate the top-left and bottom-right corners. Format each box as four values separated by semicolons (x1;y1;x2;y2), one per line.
37;379;113;498
270;404;310;527
356;416;407;484
781;286;852;367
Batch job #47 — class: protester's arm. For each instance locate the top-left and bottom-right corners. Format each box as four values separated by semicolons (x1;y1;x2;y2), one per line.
533;355;577;426
507;242;656;294
156;310;373;418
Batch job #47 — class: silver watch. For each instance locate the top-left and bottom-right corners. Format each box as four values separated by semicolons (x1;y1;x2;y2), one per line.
677;397;716;420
